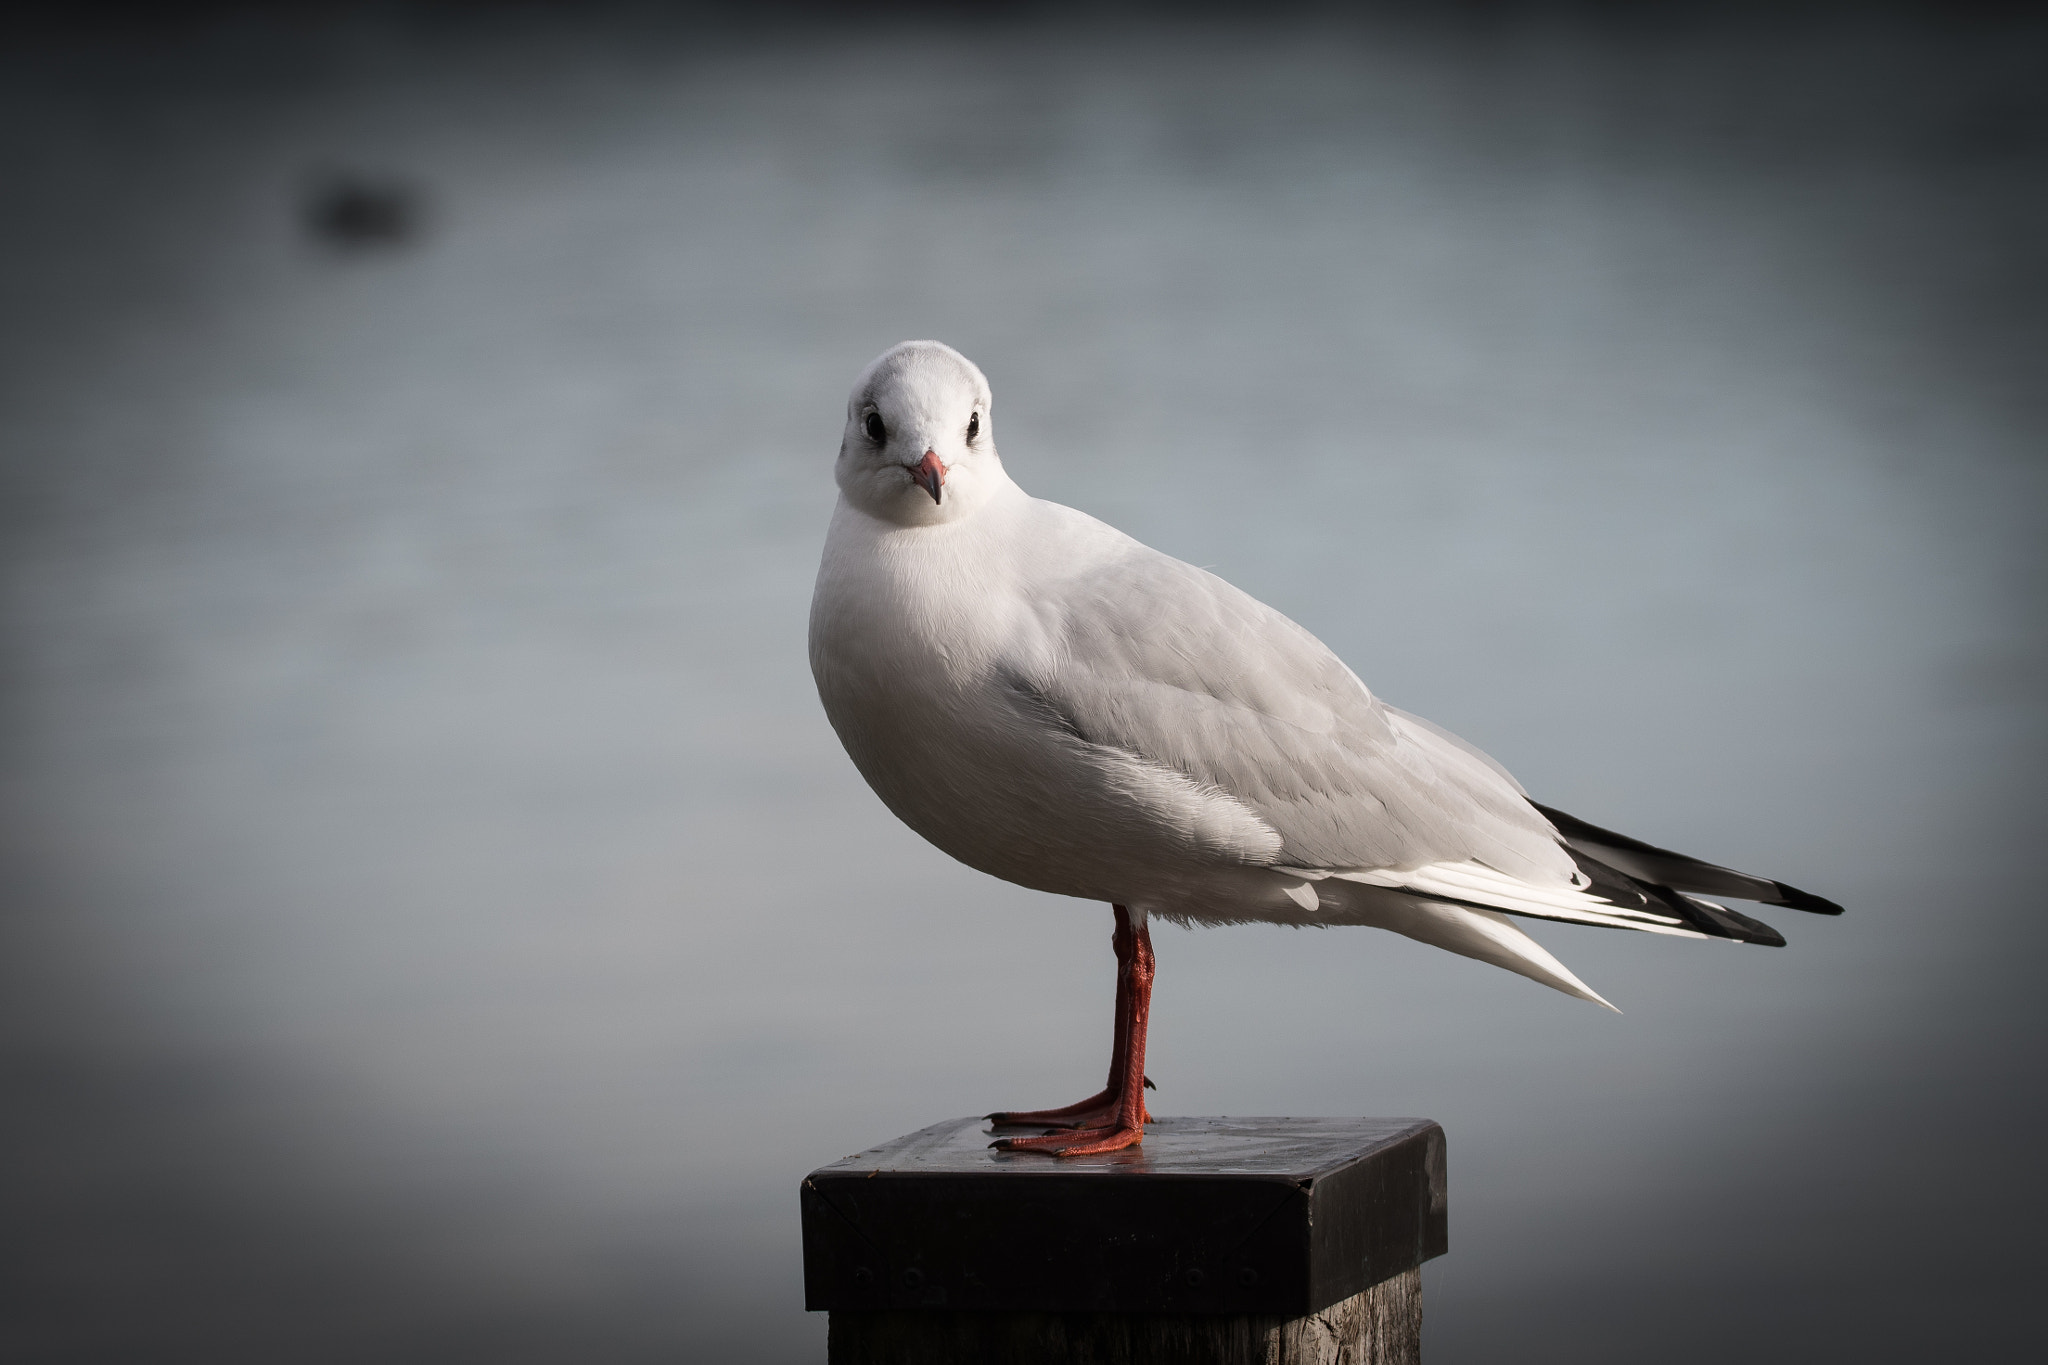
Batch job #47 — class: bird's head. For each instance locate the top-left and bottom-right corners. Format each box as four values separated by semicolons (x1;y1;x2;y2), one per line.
837;340;1002;526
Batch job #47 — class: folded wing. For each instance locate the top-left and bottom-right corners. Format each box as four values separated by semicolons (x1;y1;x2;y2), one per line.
1025;537;1837;978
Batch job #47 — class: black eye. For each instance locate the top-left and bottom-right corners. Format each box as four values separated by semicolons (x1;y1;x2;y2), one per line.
863;412;886;443
966;412;980;442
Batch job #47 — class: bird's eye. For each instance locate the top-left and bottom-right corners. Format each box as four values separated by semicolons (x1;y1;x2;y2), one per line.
966;412;980;442
864;412;886;443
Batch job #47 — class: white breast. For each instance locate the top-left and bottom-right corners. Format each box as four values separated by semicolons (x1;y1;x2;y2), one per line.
808;491;1283;907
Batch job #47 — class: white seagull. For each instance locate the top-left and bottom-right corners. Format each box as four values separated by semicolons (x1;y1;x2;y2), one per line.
809;340;1841;1156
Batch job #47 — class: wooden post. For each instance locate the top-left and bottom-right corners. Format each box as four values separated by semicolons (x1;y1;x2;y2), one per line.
802;1116;1446;1364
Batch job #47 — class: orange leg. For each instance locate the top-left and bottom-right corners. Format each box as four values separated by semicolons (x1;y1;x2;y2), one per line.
988;905;1153;1128
991;906;1155;1156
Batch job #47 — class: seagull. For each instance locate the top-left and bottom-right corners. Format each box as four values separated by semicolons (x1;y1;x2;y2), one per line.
808;340;1842;1157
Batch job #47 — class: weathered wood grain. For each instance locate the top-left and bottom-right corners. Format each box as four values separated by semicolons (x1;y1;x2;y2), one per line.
827;1265;1421;1365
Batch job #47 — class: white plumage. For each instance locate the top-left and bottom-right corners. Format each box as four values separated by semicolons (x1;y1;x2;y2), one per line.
810;341;1836;1028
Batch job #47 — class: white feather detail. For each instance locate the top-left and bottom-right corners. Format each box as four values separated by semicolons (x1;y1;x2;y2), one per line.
1340;894;1622;1011
1280;880;1321;912
1323;861;1710;939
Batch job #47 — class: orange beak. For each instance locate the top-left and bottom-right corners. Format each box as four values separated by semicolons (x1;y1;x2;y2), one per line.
912;449;946;504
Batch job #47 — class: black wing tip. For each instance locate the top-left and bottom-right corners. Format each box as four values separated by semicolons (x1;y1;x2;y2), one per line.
1766;883;1845;916
1537;801;1843;920
1728;917;1788;949
1644;883;1788;947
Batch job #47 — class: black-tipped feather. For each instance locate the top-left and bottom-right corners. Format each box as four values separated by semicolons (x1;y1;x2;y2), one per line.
1563;846;1673;919
1654;884;1786;947
1560;847;1789;946
1758;883;1845;916
1534;803;1843;916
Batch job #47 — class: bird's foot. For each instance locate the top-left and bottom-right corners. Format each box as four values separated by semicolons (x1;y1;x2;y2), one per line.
990;1121;1146;1157
991;1096;1155;1129
988;1090;1152;1130
987;1089;1110;1128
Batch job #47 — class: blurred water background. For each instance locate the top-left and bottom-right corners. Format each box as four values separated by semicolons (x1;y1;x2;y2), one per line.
2;3;2043;1361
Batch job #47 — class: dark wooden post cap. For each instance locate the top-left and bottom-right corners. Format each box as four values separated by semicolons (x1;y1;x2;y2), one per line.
802;1116;1447;1318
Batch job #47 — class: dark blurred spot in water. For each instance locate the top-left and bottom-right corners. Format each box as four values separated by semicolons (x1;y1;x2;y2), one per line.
305;175;422;249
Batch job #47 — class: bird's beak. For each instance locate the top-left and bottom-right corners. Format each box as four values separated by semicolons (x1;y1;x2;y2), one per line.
912;449;946;505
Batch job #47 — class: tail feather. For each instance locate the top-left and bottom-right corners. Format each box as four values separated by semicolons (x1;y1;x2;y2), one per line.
1535;803;1843;916
1292;803;1842;1012
1317;884;1620;1011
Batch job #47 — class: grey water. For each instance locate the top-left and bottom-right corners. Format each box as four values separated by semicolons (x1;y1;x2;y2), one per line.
2;7;2042;1361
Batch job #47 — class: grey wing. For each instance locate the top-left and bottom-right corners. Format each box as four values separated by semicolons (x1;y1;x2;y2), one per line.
1028;546;1573;885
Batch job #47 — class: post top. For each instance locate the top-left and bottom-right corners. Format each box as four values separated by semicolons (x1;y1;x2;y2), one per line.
803;1115;1447;1316
814;1115;1438;1181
